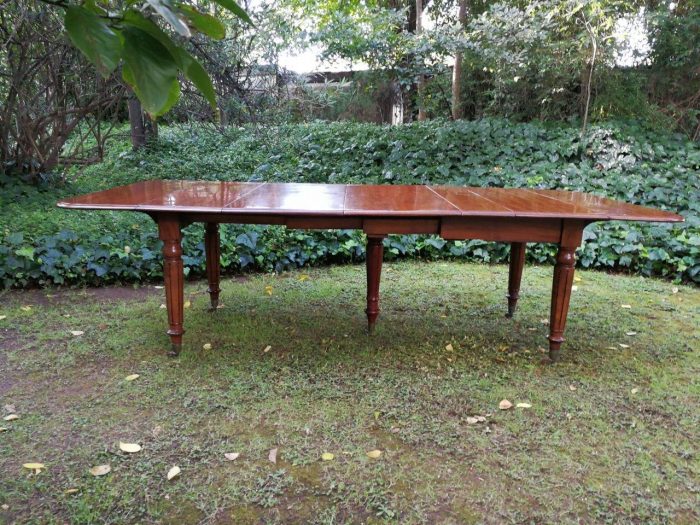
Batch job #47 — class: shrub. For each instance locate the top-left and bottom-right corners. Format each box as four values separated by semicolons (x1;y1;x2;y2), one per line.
1;118;698;288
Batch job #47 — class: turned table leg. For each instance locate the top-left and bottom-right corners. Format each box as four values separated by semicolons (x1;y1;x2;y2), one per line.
506;242;526;317
365;235;385;333
158;218;185;356
205;223;221;310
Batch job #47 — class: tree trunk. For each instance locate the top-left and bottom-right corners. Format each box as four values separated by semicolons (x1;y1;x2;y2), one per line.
451;0;467;120
416;0;427;121
128;97;146;150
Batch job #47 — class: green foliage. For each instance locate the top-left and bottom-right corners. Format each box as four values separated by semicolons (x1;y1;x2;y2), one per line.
0;118;698;288
59;0;251;116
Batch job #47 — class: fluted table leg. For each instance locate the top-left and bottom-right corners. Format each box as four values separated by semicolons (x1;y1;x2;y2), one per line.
506;242;526;317
158;217;184;356
365;235;385;333
205;223;221;310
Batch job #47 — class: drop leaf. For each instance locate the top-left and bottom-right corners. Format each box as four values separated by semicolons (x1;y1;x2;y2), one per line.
298;274;309;282
631;388;639;394
224;452;240;461
620;304;632;309
160;304;166;309
569;385;577;391
466;417;479;425
64;488;80;495
70;330;84;336
366;449;382;459
125;374;139;381
264;285;273;296
184;301;191;309
203;343;212;350
268;448;278;463
0;427;7;432
20;306;32;312
119;442;142;453
671;287;679;294
167;466;181;480
571;285;578;291
321;452;334;461
263;345;271;353
23;462;45;470
516;403;532;409
625;331;637;336
4;414;19;421
618;343;630;349
0;315;6;321
574;276;582;282
498;399;513;410
445;343;453;351
90;464;111;476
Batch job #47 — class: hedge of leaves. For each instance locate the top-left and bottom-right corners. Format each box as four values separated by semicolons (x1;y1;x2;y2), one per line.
1;118;698;288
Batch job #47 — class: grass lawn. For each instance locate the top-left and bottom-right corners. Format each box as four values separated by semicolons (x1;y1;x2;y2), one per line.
0;261;698;524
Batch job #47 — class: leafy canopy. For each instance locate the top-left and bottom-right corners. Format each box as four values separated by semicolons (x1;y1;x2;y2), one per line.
59;0;252;116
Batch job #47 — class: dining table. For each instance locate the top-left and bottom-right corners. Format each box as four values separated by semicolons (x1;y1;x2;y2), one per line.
57;180;683;361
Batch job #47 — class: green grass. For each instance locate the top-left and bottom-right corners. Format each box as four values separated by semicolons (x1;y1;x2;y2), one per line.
0;261;698;524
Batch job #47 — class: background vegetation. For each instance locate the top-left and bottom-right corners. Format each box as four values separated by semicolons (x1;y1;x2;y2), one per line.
2;119;697;288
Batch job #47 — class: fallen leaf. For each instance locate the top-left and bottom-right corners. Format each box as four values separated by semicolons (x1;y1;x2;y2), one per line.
366;449;382;459
154;285;164;290
167;466;181;481
631;388;639;394
203;343;212;350
0;315;6;321
268;448;278;463
574;276;582;283
159;304;166;309
20;306;32;312
70;330;84;336
64;488;80;495
298;274;309;282
571;285;578;291
671;287;678;294
321;452;334;461
445;343;454;351
224;452;240;461
618;343;630;349
184;300;191;309
466;417;479;425
625;331;637;336
498;399;513;410
540;318;549;325
124;246;131;255
620;304;632;309
374;411;380;420
89;464;111;476
569;385;577;391
527;327;537;331
23;462;45;471
3;414;19;421
124;374;139;381
0;427;8;432
1;504;7;510
516;403;532;409
264;285;273;296
119;442;141;453
263;345;272;353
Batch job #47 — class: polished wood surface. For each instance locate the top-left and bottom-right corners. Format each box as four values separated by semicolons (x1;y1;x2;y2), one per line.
58;180;684;222
57;180;683;361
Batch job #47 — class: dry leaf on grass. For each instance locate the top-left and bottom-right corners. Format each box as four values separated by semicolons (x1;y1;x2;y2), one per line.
0;315;6;321
3;414;19;421
321;452;334;461
183;300;191;309
631;388;639;394
70;330;84;336
268;448;278;463
203;343;212;350
263;345;272;353
620;304;632;309
89;464;111;476
569;385;577;391
64;488;80;495
119;442;141;453
224;452;240;461
625;331;637;336
167;466;181;480
23;463;45;473
264;285;273;296
516;403;532;409
498;399;513;410
0;427;8;432
366;449;382;459
160;304;166;309
124;374;139;381
20;306;32;312
445;343;454;352
618;343;630;349
298;274;309;282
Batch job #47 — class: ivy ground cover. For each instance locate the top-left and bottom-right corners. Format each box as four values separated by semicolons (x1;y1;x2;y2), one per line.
1;118;698;288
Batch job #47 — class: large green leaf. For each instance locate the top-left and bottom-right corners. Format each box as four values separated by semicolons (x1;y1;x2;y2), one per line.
122;12;218;112
121;27;180;116
64;6;122;76
211;0;253;25
179;5;226;39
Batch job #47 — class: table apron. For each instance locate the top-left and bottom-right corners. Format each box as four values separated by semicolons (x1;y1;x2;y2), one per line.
155;213;579;244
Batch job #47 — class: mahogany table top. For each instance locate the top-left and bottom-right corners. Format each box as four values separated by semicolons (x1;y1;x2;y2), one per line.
57;180;683;223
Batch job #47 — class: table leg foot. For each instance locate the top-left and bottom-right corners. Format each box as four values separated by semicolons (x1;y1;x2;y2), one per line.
548;340;562;363
365;235;385;332
547;243;577;362
168;342;182;357
506;242;526;318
